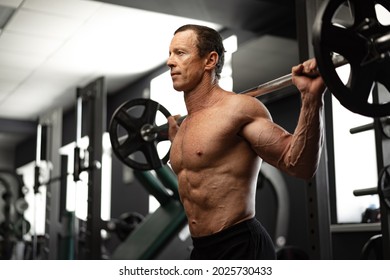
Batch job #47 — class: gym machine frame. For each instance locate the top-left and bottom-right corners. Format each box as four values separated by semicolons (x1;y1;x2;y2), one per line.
74;77;107;259
35;109;64;260
351;84;390;259
36;77;107;259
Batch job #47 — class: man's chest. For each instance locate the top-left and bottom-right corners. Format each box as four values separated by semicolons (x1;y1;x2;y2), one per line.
170;113;242;170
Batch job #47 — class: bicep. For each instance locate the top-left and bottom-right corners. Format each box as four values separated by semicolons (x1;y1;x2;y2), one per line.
240;115;292;169
233;96;292;169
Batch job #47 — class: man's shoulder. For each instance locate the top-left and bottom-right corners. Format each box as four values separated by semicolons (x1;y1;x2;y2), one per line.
224;93;269;116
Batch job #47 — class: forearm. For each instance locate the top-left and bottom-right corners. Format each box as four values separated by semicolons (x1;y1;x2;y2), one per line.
277;95;324;180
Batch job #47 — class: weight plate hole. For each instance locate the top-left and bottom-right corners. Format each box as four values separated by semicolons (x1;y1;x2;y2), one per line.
376;4;390;26
334;53;352;86
331;1;355;28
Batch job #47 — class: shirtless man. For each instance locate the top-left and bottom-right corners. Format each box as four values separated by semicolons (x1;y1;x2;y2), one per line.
166;24;326;259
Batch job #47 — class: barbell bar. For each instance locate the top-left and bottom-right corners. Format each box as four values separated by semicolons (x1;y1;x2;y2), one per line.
140;42;385;140
110;0;390;171
144;54;349;139
239;54;348;97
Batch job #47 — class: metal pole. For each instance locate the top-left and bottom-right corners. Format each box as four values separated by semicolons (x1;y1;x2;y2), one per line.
296;0;332;259
32;122;42;259
77;77;106;259
42;109;63;260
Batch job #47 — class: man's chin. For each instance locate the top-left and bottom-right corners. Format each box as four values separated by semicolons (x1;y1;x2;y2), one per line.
172;84;184;92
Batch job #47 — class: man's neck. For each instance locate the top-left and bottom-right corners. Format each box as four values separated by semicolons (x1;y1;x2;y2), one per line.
184;79;224;114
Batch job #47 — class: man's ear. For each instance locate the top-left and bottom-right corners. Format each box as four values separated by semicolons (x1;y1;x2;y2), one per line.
204;51;219;71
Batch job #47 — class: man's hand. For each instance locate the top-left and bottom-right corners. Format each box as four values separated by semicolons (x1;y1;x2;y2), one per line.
292;58;326;100
168;115;181;142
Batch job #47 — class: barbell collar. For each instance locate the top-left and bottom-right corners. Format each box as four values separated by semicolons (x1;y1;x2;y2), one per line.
141;124;158;142
149;115;186;140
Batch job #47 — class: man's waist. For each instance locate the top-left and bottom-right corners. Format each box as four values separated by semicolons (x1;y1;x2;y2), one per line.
191;217;257;247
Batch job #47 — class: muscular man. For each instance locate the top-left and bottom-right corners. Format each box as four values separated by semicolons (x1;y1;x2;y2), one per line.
166;24;326;259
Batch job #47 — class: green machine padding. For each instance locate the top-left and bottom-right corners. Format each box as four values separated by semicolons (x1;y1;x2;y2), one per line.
111;199;187;259
155;165;180;200
133;169;172;206
58;211;76;260
112;165;186;259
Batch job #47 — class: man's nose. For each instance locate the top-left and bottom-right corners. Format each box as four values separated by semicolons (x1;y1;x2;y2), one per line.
166;55;175;68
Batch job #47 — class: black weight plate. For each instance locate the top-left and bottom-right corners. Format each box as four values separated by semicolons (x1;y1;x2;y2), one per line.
313;0;390;117
109;98;171;170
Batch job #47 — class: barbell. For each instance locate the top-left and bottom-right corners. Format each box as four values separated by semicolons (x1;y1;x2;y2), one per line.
110;0;390;171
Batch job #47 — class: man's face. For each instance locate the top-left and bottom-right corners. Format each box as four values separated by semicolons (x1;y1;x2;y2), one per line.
167;30;206;92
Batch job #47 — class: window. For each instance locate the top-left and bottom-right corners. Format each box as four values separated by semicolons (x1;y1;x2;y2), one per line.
332;65;379;223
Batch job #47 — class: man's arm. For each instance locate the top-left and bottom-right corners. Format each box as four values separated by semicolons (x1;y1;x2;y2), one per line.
240;59;326;180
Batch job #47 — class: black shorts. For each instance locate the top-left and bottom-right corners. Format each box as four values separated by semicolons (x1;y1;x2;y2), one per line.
190;218;276;260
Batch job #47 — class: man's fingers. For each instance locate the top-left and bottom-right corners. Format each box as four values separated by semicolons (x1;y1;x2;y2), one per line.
173;114;182;122
168;115;181;142
293;59;320;78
